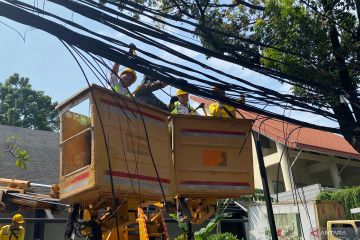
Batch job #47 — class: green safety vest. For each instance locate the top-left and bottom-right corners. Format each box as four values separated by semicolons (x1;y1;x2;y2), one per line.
171;102;196;115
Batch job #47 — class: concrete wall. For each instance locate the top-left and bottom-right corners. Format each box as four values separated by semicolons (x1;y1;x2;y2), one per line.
253;140;360;194
248;201;318;240
251;136;263;190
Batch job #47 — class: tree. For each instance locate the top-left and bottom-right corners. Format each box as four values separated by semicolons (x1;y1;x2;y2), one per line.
107;0;360;152
0;134;31;169
0;73;58;131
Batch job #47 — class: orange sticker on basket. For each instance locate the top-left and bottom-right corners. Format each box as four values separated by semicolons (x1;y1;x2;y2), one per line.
203;150;227;167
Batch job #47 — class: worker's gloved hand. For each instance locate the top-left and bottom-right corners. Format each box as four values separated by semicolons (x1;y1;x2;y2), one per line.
159;81;167;88
129;43;137;55
218;102;224;108
170;96;179;105
238;94;246;104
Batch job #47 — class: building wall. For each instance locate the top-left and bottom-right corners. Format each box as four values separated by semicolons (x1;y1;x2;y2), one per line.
248;200;346;240
251;137;263;190
291;159;313;187
252;135;360;194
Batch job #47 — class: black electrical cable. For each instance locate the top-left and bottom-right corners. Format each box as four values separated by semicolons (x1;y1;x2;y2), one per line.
89;55;169;204
2;0;338;116
12;0;343;100
83;51;168;204
7;0;352;105
61;41;121;240
271;110;315;240
2;1;359;135
50;0;345;96
290;126;316;240
70;46;144;204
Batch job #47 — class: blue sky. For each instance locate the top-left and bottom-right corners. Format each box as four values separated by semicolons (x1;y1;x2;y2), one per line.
0;1;338;128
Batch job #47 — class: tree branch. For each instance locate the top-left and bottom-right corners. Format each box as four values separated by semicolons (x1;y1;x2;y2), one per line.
194;0;205;24
354;0;360;40
209;0;265;11
169;0;194;19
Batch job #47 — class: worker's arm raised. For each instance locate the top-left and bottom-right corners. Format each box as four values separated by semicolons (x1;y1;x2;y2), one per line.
141;77;167;93
109;63;120;87
133;76;167;96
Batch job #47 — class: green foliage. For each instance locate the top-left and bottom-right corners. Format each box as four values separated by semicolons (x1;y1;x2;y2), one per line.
0;134;31;169
194;211;232;239
317;186;360;219
169;213;188;233
105;0;360;152
0;73;58;131
172;199;238;240
174;234;187;240
207;233;238;240
239;188;274;202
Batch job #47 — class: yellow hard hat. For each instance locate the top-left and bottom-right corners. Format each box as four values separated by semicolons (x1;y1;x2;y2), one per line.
121;68;137;81
12;214;25;224
176;89;188;96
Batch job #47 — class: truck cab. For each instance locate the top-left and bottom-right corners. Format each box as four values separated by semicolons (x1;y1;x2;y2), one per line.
327;220;360;240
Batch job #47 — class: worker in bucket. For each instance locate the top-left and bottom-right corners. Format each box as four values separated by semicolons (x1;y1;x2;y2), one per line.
132;75;169;111
171;89;202;115
108;44;137;95
0;214;25;240
171;88;202;222
108;63;137;95
209;86;243;118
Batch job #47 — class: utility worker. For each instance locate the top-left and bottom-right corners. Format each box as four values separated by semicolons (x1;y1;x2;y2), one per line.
209;87;238;118
0;214;25;240
108;44;137;95
171;89;198;115
108;63;137;95
171;89;200;222
168;96;178;112
132;75;168;111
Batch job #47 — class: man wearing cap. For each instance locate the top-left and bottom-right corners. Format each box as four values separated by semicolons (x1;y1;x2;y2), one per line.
108;62;137;95
108;44;138;95
171;89;198;115
0;214;25;240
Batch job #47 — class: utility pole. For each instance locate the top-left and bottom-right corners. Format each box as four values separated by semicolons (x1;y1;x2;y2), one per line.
253;131;278;240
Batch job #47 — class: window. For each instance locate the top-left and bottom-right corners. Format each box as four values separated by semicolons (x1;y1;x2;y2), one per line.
259;134;271;148
60;96;91;175
330;223;358;240
273;213;302;239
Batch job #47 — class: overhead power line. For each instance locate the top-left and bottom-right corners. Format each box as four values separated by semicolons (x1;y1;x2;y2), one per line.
0;1;356;135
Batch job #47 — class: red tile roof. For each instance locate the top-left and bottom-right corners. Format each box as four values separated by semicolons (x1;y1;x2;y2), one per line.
191;96;360;159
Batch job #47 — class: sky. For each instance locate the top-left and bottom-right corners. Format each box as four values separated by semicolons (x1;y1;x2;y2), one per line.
0;1;338;128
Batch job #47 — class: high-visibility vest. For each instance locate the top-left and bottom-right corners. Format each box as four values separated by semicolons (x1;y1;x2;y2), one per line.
113;83;129;96
209;102;236;118
171;102;196;115
109;72;128;96
0;225;25;240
